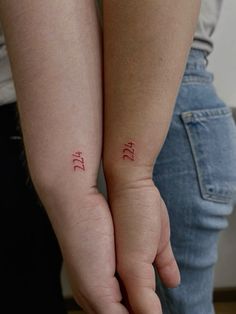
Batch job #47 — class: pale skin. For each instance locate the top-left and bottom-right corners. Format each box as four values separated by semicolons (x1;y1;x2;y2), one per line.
0;0;200;313
0;1;126;313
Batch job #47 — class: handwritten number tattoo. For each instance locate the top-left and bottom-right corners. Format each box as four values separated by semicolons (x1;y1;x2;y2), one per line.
72;151;85;171
122;141;135;161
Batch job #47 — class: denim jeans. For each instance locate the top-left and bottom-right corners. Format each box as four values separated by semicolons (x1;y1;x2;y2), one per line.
153;48;236;314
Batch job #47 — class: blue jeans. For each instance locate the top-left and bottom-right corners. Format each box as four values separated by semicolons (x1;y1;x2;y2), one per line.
153;48;236;314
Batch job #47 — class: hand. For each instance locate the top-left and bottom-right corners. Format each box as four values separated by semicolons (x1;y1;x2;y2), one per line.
39;188;129;314
107;179;181;314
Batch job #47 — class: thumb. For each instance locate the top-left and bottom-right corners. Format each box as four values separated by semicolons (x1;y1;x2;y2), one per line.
154;196;181;288
154;240;181;288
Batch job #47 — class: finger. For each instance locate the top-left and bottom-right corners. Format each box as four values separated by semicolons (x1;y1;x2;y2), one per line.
154;241;181;288
74;276;130;314
93;276;130;314
118;261;162;314
116;271;135;314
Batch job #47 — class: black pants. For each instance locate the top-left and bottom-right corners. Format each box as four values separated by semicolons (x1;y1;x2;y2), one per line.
1;102;67;314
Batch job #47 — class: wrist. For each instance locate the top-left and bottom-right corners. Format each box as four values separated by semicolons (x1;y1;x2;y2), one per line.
103;162;154;194
103;139;156;189
30;168;99;210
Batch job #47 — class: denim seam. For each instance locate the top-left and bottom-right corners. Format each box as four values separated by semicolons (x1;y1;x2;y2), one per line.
185;113;232;124
182;81;212;86
181;107;232;122
180;115;210;202
182;77;213;85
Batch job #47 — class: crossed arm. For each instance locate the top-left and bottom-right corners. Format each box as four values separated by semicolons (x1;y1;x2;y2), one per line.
0;1;200;313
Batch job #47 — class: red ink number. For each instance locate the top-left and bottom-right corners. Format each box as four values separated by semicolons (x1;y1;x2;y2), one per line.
122;141;135;161
72;151;85;171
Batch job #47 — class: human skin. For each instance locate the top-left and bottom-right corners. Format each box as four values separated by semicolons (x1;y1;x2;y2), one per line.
103;1;201;313
0;0;202;313
0;1;128;313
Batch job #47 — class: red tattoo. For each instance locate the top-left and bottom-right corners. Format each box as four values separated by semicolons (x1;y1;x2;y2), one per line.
72;151;85;171
122;141;135;161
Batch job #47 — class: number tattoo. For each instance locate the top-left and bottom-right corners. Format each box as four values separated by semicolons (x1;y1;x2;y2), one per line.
122;141;135;161
72;151;85;171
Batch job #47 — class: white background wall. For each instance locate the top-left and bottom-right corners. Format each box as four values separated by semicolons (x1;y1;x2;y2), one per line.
208;0;236;108
208;0;236;287
62;0;236;295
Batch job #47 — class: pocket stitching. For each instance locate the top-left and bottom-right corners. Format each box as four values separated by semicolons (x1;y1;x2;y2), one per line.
181;116;216;202
181;107;232;122
182;74;213;85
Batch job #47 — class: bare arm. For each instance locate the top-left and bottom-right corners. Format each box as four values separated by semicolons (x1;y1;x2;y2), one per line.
0;1;128;313
0;0;102;213
102;1;201;313
103;0;201;183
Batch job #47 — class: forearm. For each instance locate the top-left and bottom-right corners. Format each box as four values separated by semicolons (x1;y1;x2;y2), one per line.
0;1;102;227
103;0;201;186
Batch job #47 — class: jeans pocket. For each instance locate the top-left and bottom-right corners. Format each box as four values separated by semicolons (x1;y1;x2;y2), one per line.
180;106;236;204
